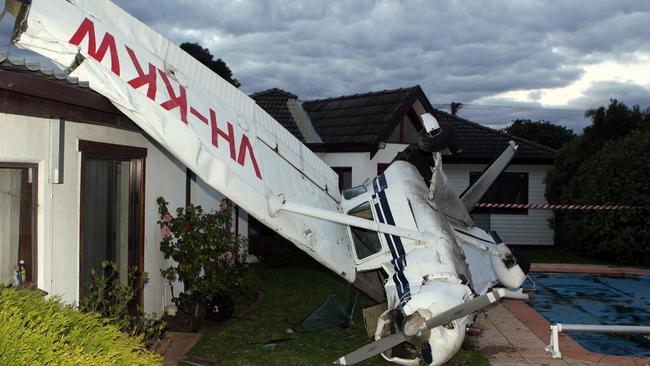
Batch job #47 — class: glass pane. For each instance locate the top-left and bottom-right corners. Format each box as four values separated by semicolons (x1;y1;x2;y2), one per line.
0;169;22;284
343;185;367;200
82;159;112;291
348;202;382;259
115;161;130;284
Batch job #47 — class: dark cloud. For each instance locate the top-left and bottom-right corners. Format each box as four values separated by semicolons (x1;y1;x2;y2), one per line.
453;99;590;133
569;81;650;110
1;1;649;131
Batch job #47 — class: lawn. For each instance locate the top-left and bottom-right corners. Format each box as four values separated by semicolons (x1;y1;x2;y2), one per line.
185;264;488;366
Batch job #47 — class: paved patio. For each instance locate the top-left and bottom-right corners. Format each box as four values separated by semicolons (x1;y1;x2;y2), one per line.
476;263;650;366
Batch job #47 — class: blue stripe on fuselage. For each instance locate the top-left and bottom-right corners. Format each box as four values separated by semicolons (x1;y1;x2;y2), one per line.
371;174;411;306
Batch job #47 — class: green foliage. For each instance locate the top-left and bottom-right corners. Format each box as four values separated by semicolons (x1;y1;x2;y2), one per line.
187;266;488;366
502;119;575;149
79;261;166;348
180;42;241;88
0;286;161;365
549;131;650;263
546;99;650;264
157;197;252;309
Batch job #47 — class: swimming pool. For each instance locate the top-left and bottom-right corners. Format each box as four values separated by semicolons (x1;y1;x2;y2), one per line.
526;272;650;356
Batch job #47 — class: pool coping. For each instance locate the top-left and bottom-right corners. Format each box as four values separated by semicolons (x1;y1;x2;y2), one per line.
504;263;650;365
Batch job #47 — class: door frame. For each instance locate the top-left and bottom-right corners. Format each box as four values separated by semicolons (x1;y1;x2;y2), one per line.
78;140;146;305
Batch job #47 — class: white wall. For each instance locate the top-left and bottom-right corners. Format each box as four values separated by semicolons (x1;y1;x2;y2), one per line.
193;176;249;250
0;112;226;314
318;143;409;186
444;163;554;246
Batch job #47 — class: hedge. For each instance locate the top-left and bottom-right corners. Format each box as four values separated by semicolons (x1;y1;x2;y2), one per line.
550;131;650;264
0;287;162;365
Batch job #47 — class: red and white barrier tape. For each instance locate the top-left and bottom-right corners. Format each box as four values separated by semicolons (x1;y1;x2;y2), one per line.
474;203;643;210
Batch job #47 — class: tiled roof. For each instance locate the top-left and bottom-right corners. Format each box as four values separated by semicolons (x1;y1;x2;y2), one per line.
250;88;303;140
431;109;556;163
0;52;137;130
302;87;418;145
250;84;555;163
0;52;89;88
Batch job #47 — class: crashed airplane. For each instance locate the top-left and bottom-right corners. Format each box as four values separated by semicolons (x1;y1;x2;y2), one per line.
6;1;529;364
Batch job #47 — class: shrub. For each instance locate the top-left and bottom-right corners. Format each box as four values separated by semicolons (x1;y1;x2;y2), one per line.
546;100;650;264
550;131;650;264
157;197;252;317
0;286;161;365
79;260;166;348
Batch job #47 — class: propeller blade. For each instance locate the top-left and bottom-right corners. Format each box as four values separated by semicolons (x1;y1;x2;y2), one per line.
423;289;506;330
333;288;521;365
333;332;406;365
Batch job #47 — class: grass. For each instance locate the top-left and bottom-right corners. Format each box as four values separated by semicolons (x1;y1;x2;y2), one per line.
185;264;488;366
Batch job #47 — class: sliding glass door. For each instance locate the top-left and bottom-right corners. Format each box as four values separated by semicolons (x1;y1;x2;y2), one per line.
79;141;146;301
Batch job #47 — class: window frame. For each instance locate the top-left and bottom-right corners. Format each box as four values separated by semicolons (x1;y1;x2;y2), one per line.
346;201;385;262
332;167;352;191
78;140;146;305
469;171;529;215
0;162;38;285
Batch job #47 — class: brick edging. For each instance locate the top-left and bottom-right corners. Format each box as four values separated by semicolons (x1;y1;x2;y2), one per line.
503;265;650;365
531;263;650;276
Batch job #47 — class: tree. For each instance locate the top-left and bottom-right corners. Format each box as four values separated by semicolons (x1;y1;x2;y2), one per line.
180;42;241;88
545;99;650;264
502;119;575;149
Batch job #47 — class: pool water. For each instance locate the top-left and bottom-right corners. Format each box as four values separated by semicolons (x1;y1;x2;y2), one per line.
526;273;650;356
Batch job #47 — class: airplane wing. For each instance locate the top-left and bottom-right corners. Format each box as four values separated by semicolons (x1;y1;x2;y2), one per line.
8;0;355;281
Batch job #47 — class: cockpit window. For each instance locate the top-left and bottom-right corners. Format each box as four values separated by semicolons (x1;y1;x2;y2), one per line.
342;185;367;200
348;202;382;259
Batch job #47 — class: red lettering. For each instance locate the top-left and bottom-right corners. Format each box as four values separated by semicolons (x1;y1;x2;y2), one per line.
158;70;188;123
69;18;120;75
190;107;208;124
210;109;236;160
238;135;262;179
125;46;157;100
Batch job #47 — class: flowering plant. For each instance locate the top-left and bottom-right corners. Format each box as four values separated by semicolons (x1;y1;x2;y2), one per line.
157;197;250;316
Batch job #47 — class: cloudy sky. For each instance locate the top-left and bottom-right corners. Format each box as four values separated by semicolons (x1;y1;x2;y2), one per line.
2;0;650;131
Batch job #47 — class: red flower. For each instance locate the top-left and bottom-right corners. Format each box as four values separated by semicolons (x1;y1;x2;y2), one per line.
223;251;233;260
162;213;173;223
161;226;171;237
183;223;193;232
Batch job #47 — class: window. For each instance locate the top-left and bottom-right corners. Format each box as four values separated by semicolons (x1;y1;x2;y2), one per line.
0;163;37;286
332;167;352;191
347;202;382;259
79;141;146;301
377;163;389;175
469;172;528;215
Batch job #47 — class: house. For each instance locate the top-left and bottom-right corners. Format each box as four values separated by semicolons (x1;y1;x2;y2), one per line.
0;53;248;313
251;86;556;246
